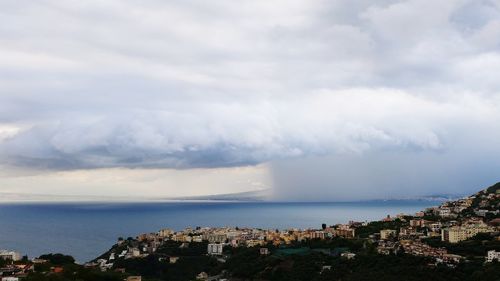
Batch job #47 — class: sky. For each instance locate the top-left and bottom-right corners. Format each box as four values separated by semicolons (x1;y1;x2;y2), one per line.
1;0;500;201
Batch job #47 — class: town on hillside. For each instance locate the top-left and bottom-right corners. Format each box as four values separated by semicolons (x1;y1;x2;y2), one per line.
1;183;500;281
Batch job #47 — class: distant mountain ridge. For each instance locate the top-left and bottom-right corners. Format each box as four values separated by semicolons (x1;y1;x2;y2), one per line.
0;189;272;202
2;184;495;202
167;189;271;201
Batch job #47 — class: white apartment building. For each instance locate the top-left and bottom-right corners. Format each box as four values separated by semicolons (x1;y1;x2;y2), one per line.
2;277;20;281
486;250;500;262
438;208;452;217
207;243;224;255
0;250;21;261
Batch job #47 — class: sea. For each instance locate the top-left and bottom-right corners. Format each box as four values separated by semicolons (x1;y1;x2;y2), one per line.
0;200;439;262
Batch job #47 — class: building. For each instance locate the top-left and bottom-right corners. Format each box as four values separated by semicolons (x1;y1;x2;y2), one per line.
428;223;442;232
409;219;425;227
438;208;452;218
441;227;467;243
311;231;326;240
129;248;140;257
335;228;355;239
415;211;425;217
486;250;500;262
399;240;456;263
206;234;227;243
0;250;21;261
489;218;500;226
259;248;269;255
380;229;397;240
382;215;394;222
246;239;266;247
196;272;209;280
2;277;19;281
441;223;494;243
158;229;173;238
126;277;142;281
341;252;356;259
377;241;400;255
321;265;332;273
399;227;418;237
207;243;223;255
475;209;488;217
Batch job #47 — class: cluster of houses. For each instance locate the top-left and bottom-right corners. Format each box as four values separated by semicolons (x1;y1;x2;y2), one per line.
373;220;496;266
158;224;357;248
140;224;357;253
0;264;32;281
434;190;499;244
372;188;500;265
86;222;359;273
0;250;33;281
400;240;462;263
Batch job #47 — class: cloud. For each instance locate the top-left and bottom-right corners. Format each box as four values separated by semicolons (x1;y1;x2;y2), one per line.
1;88;499;171
0;0;500;174
0;165;273;198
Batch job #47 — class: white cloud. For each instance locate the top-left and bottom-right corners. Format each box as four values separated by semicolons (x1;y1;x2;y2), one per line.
0;124;22;141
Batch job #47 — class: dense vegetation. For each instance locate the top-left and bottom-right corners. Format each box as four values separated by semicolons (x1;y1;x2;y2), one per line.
355;220;403;238
222;241;500;281
38;254;75;265
24;268;123;281
113;253;220;281
24;255;123;281
486;182;500;194
228;253;500;281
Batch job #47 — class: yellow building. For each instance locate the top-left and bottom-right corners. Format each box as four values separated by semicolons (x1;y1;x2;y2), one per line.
380;229;397;240
441;224;493;243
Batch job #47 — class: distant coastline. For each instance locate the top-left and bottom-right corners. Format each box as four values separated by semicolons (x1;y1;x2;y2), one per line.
0;189;458;204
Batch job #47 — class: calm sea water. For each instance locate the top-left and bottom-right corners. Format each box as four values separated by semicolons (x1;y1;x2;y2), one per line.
0;201;438;262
